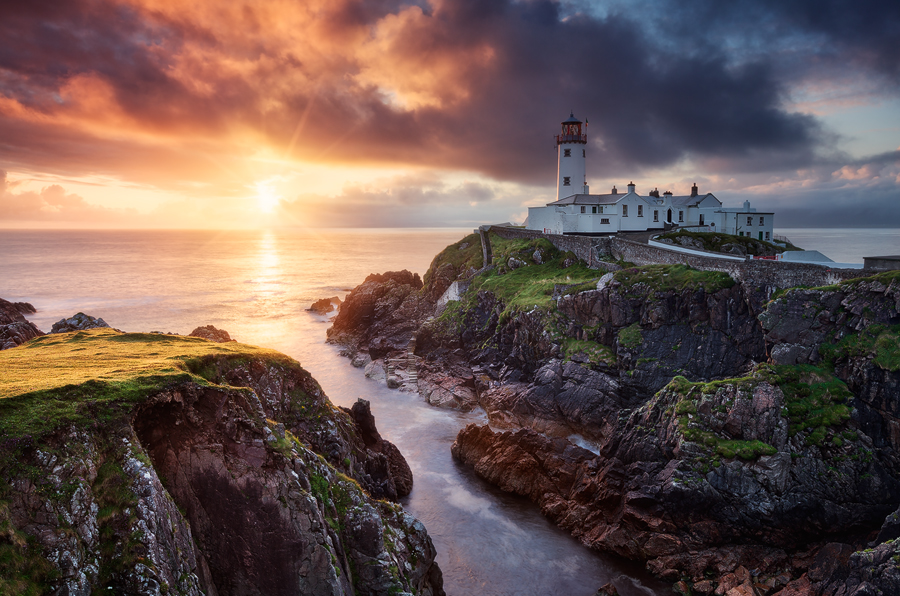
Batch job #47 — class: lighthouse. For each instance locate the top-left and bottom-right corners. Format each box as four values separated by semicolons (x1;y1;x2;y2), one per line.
556;112;587;200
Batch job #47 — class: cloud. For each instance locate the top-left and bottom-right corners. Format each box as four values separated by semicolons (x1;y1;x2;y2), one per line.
277;172;533;227
0;169;137;223
0;0;898;228
729;150;900;227
0;0;856;184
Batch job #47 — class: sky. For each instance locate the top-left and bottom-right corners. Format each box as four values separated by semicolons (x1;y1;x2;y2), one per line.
0;0;898;229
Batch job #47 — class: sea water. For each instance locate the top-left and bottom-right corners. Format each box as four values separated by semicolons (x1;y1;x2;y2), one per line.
0;228;666;596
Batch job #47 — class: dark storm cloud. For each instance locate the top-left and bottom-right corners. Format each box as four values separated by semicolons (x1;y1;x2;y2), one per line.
0;0;897;190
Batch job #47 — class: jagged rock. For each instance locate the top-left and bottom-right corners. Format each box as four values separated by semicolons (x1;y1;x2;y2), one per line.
51;312;110;333
0;297;44;349
1;336;443;596
347;399;413;498
328;270;431;359
532;249;544;264
309;296;342;314
188;324;234;342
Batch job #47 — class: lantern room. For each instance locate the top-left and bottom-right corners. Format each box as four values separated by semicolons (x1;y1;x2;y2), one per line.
556;113;587;145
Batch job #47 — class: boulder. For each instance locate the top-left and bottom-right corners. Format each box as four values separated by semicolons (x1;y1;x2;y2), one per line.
308;296;341;314
188;325;234;343
51;312;110;333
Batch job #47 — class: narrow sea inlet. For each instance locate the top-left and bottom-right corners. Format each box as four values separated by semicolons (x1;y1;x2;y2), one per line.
1;229;665;595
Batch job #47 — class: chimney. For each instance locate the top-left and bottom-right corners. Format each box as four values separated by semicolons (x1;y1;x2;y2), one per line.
663;190;672;198
691;183;698;197
611;186;617;195
743;200;751;211
627;181;635;193
650;188;660;198
583;184;590;194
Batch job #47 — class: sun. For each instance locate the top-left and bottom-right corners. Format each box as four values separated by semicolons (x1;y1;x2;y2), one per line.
255;181;281;214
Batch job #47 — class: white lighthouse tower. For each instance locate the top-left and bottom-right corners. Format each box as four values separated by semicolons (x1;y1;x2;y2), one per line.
556;112;587;200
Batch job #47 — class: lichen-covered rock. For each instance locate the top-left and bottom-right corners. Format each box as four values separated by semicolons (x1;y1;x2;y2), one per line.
51;312;110;333
0;333;443;596
451;369;900;590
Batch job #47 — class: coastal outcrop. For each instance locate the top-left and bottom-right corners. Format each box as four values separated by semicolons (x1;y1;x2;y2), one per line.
0;297;44;349
51;312;111;333
0;329;443;596
308;296;342;315
328;270;434;361
188;324;234;343
328;230;900;594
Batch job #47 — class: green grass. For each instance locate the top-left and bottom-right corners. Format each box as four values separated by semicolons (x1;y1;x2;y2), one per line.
612;264;735;294
561;338;616;366
813;270;900;292
760;364;852;444
820;323;900;372
0;328;291;441
617;323;642;349
657;230;801;255
422;233;484;288
468;253;597;314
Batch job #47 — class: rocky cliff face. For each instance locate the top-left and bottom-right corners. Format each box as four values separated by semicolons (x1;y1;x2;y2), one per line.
0;331;443;596
0;297;43;349
328;233;900;596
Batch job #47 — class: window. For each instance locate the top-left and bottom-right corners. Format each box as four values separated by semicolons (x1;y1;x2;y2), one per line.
582;149;585;157
747;216;753;226
580;206;586;213
638;205;643;217
678;211;684;222
599;206;603;213
592;206;597;214
653;210;659;222
564;149;571;157
601;218;610;224
622;204;628;217
563;176;571;186
759;216;764;226
699;214;705;225
765;231;770;240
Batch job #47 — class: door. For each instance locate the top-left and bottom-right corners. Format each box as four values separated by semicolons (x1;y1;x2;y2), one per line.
759;232;763;240
667;209;672;223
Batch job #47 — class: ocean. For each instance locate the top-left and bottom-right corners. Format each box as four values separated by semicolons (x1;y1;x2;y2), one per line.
1;227;893;595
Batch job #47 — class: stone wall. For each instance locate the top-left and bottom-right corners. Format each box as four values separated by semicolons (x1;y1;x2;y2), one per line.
483;226;866;292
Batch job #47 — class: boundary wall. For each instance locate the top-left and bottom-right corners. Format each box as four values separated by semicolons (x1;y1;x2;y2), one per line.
484;226;866;291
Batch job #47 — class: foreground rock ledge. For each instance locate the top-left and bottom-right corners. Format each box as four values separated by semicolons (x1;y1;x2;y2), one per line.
0;329;444;596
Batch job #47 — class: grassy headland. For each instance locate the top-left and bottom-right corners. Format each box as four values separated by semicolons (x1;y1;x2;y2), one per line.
0;328;291;440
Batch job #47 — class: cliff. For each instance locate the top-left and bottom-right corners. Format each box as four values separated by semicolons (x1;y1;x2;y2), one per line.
329;231;900;595
0;328;443;596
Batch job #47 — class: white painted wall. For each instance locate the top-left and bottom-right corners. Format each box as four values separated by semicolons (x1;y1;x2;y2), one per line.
557;142;586;200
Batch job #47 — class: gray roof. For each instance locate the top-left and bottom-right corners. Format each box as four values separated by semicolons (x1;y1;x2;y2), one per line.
667;193;720;207
547;193;621;206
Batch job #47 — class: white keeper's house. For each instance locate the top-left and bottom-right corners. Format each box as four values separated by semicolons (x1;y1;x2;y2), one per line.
526;113;775;240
